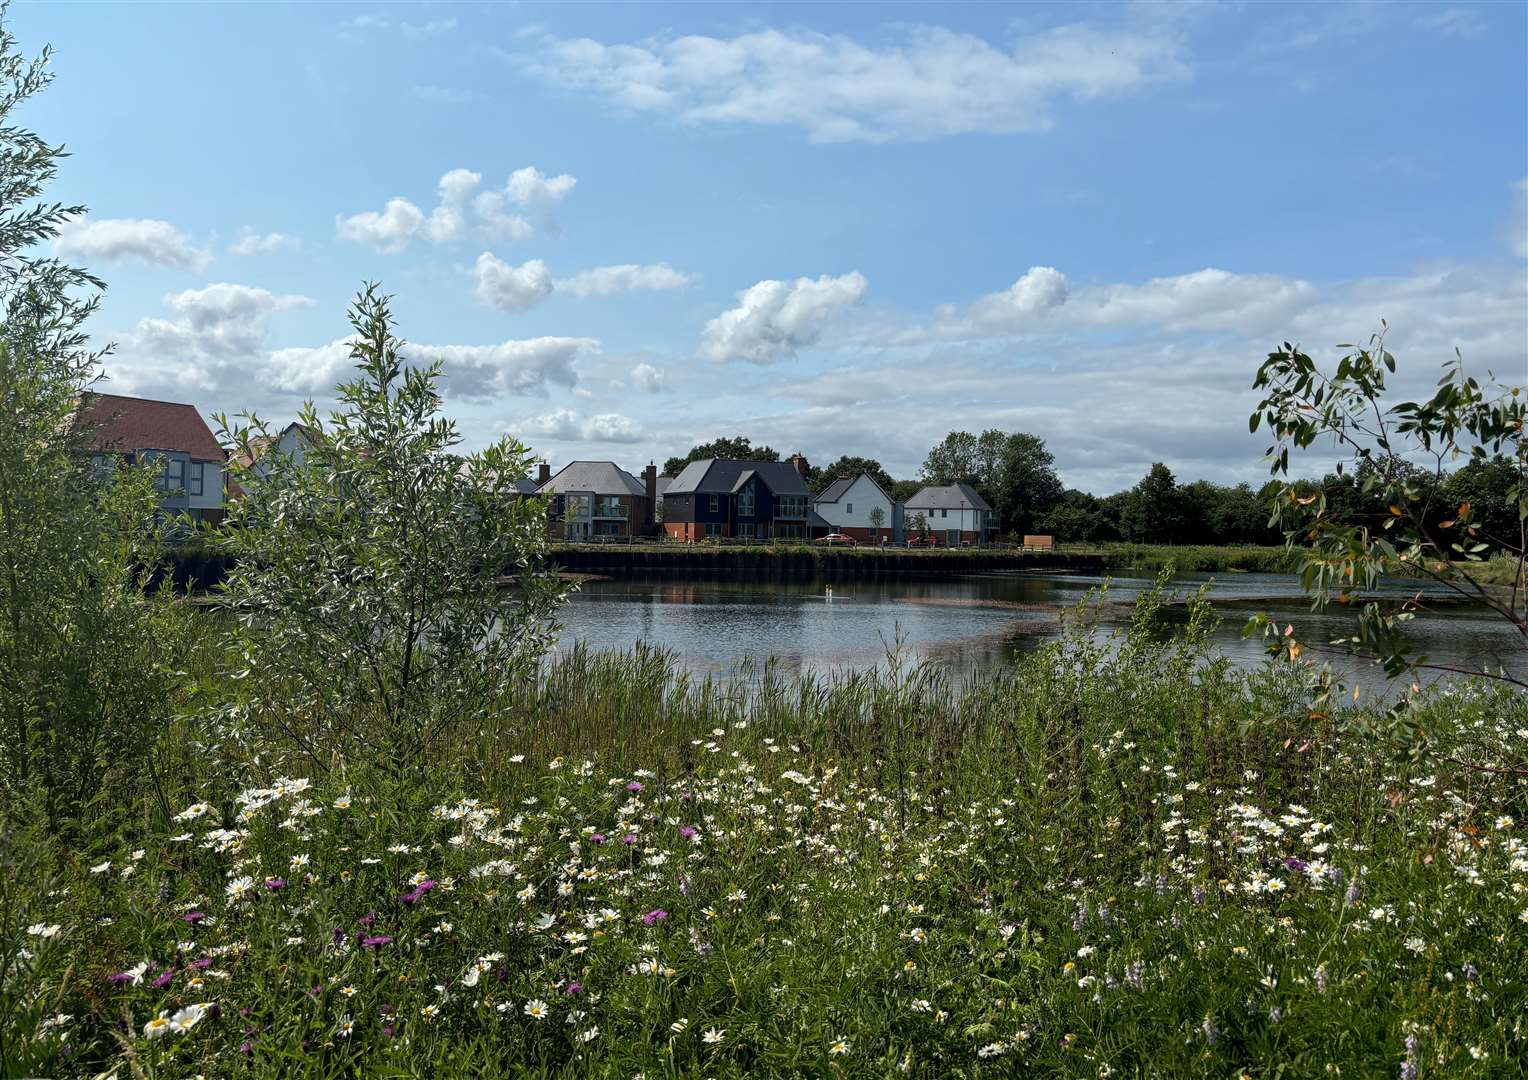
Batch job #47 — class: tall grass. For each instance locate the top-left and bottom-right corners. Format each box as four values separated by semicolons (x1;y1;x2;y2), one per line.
5;587;1524;1077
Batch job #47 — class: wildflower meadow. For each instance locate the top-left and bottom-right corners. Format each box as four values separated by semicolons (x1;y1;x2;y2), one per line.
5;600;1527;1078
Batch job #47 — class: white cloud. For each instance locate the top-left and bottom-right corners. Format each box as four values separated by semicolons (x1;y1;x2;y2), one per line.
112;283;314;395
336;166;576;252
55;218;213;272
630;362;666;392
504;165;577;204
474;253;555;312
700;271;868;363
229;229;299;256
556;263;691;296
1415;7;1487;37
415;338;593;401
520;24;1189;143
912;266;1315;341
518;408;643;443
335;197;425;254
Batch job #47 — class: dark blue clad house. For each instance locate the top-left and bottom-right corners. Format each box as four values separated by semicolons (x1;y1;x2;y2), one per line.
661;456;814;540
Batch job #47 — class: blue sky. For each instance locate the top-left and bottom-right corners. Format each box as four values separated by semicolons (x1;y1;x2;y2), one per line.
20;0;1527;490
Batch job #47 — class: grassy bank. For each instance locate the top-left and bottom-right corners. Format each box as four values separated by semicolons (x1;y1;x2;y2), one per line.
5;594;1525;1078
1087;543;1301;574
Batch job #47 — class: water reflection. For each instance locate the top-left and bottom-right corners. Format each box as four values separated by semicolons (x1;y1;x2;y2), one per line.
552;570;1526;693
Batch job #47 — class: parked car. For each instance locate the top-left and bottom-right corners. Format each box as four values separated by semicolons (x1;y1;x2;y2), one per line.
905;535;937;548
819;533;857;546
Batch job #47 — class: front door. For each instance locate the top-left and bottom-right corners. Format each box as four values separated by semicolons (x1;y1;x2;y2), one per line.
945;529;960;547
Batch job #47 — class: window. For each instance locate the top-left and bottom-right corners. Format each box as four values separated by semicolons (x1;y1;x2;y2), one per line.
708;494;720;513
189;461;204;497
154;455;186;495
776;494;807;518
597;496;624;517
738;484;755;517
941;508;948;518
846;502;853;514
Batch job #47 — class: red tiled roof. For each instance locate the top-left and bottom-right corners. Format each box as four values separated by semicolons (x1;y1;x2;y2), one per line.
77;393;224;461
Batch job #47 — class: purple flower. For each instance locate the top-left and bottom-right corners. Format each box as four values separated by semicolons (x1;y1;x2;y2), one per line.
378;1004;396;1016
205;1001;222;1020
192;956;212;970
359;911;377;926
1283;857;1308;873
590;833;606;844
679;826;698;839
621;834;637;846
240;1041;254;1057
264;877;285;891
626;781;644;793
152;966;175;989
566;982;583;995
399;879;437;905
333;927;345;947
107;971;135;985
183;911;206;924
641;909;668;925
381;1024;395;1038
361;935;392;950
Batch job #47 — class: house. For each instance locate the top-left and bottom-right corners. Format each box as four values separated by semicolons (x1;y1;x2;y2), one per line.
228;421;322;493
904;483;995;546
537;460;658;540
812;472;903;543
662;454;814;540
77;392;227;524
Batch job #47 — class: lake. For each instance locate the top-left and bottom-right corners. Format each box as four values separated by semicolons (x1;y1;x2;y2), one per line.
553;569;1526;693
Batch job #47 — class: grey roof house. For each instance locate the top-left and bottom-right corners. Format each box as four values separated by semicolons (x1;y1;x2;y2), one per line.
904;482;995;545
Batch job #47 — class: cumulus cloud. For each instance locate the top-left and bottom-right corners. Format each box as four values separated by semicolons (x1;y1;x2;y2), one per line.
911;266;1315;342
415;338;591;401
557;263;691;296
519;24;1189;143
518;408;643;443
630;362;667;392
110;283;313;397
474;253;555;312
55;218;213;272
334;198;425;254
229;229;299;256
265;335;594;402
700;271;868;363
335;166;576;252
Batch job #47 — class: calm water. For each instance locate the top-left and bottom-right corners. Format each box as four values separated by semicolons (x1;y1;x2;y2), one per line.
553;570;1526;692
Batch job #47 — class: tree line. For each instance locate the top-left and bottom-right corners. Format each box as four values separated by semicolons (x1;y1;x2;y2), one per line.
662;428;1523;548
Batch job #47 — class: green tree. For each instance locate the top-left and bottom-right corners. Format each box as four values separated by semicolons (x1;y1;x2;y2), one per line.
919;431;979;486
1249;328;1527;727
215;285;567;773
991;432;1063;537
868;504;886;541
0;19;186;831
663;437;778;477
1038;489;1118;543
1119;463;1187;543
810;455;896;495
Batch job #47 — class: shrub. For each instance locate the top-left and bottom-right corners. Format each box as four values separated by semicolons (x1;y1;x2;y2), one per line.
212;285;567;775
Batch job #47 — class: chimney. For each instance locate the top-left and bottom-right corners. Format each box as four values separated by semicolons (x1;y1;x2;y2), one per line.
537;461;551;485
643;461;657;522
789;453;809;481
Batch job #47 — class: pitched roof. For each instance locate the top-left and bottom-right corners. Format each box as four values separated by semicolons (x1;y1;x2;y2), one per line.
906;482;992;513
77;393;223;460
537;460;645;497
664;459;811;497
815;476;855;503
654;476;673;498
